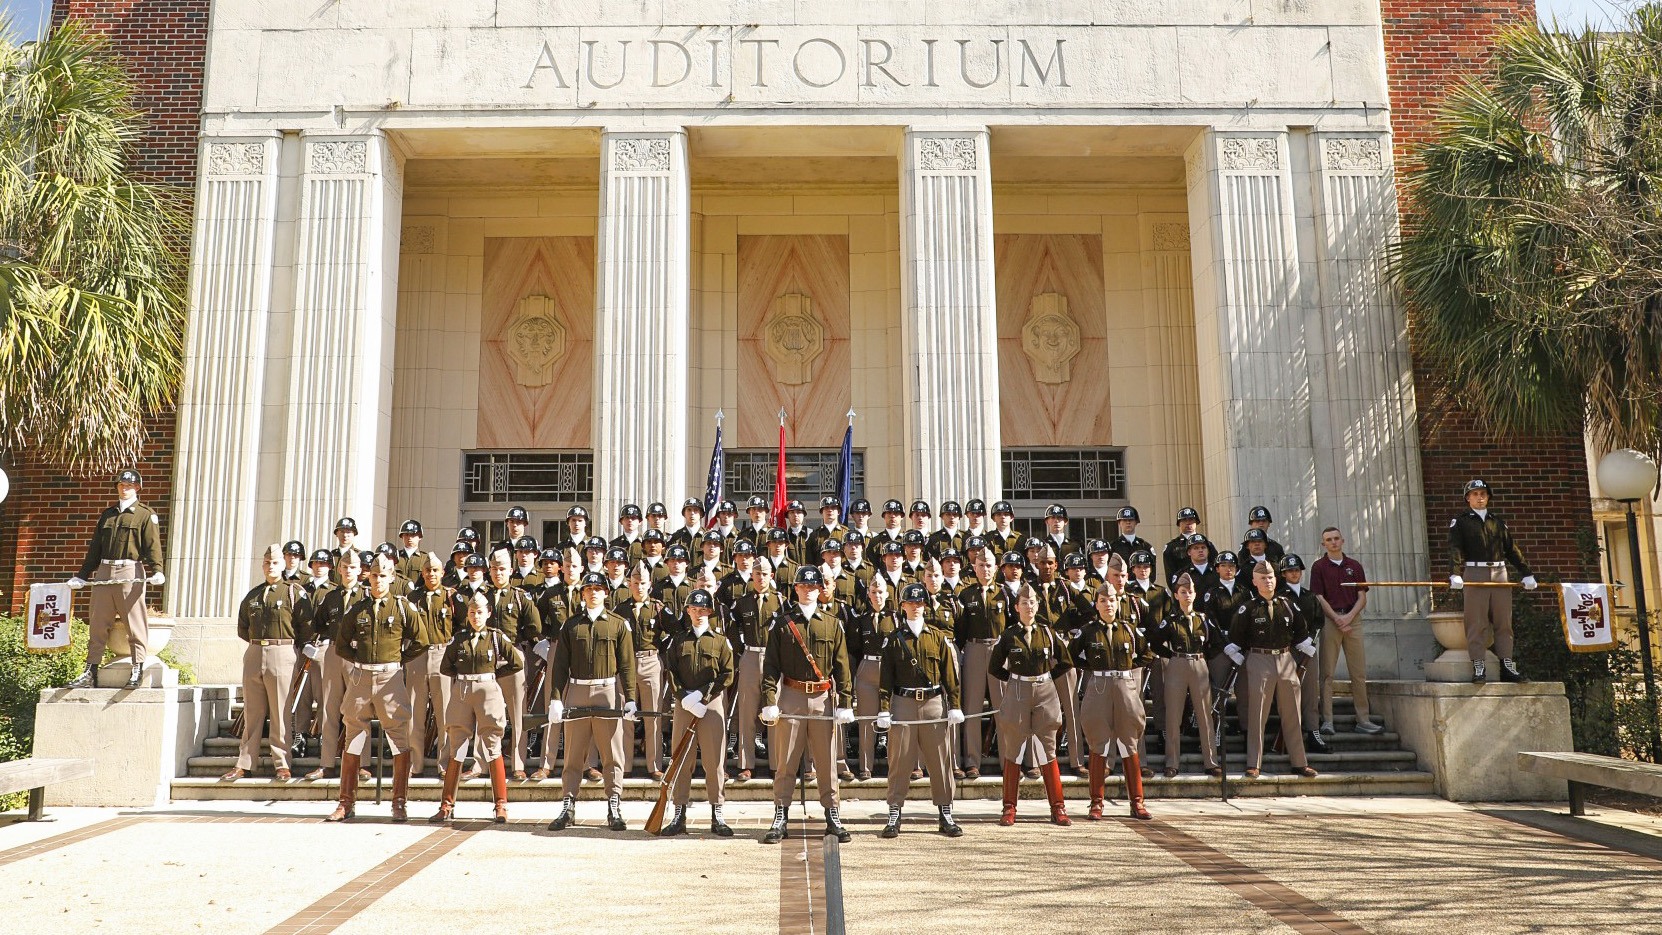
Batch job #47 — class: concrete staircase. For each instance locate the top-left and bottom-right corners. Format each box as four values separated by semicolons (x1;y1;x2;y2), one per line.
172;690;1433;802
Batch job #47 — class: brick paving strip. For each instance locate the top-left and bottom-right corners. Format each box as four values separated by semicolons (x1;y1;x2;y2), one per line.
1123;819;1371;935
778;813;829;935
0;816;148;868
261;826;475;935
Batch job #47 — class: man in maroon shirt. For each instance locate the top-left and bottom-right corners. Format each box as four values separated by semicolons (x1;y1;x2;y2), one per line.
1309;527;1383;735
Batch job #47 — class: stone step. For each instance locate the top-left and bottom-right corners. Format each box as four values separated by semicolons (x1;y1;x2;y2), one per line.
185;748;1419;778
170;769;1434;802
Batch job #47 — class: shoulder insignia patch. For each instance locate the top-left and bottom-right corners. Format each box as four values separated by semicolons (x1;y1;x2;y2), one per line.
151;513;160;524
1448;518;1457;528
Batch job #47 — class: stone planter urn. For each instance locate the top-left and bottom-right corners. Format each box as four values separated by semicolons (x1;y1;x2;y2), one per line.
95;615;176;688
1423;609;1498;682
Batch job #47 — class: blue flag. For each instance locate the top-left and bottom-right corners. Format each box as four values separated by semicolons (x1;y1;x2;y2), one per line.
703;422;724;517
835;423;853;524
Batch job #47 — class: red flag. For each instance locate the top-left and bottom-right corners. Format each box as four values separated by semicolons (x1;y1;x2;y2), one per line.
771;410;789;527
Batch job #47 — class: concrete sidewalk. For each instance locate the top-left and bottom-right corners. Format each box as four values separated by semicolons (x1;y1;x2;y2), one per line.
3;797;1659;934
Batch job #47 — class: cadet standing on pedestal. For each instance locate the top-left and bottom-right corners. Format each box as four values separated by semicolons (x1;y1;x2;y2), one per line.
1448;479;1537;683
67;469;166;689
430;591;522;825
222;544;304;782
659;589;738;838
876;582;965;838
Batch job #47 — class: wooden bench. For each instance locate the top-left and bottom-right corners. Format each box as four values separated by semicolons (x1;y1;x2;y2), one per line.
0;757;95;821
1517;751;1662;816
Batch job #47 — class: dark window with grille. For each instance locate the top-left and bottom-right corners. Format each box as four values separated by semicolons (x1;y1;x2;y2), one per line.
723;449;865;507
463;451;594;504
1002;447;1127;545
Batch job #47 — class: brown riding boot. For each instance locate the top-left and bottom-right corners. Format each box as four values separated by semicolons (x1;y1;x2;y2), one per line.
1041;760;1071;826
326;753;360;822
390;752;412;823
490;757;509;824
999;760;1020;826
1087;754;1107;820
430;760;460;824
1125;754;1152;820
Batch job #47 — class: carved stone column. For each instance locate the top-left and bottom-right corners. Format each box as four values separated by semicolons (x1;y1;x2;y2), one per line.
278;132;403;547
900;128;1002;503
592;130;690;522
1184;130;1321;550
167;134;283;617
1310;131;1431;676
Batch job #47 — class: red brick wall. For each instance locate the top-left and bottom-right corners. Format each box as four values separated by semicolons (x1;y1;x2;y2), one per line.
2;2;208;613
1381;0;1601;581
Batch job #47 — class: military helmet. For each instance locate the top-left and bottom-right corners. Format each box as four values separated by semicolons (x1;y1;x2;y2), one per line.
882;499;904;514
991;500;1014;516
681;498;704;513
687;589;715;610
506;506;529;522
965;498;987;514
464;554;487;569
568;505;590;520
450;540;473;556
1248;505;1272;523
1063;553;1087;570
746;495;768;510
1185;533;1209;547
701;530;724;544
375;542;397;558
399;520;422;536
335;517;358;533
647;502;669;517
795;565;825;586
619;503;642;520
1244;529;1268;544
902;529;926;546
116;468;142;486
964;535;986;551
1044;503;1068;519
538;548;562;564
604;547;628;563
282;540;307;558
844;531;866;545
1177;507;1201;524
457;527;481;543
580;571;608;589
643;528;666;543
820;538;843;554
899;582;928;603
733;540;756;556
820;495;841;510
880;541;904;557
1216;550;1240;566
667;545;690;561
939;548;962;563
1000;551;1025;567
584;536;608;551
767;527;790;543
785;499;805;513
1464;479;1490;494
716;499;736;514
909;499;931;515
1087;538;1110;555
850;498;873;514
1130;550;1155;567
1279;553;1306;572
309;549;333;565
941;500;963;516
1117;506;1140;522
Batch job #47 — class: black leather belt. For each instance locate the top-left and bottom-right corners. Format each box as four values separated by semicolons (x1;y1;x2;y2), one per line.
896;686;942;701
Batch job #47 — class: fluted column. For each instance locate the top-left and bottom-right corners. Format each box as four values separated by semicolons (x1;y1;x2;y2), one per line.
1185;130;1321;551
167;134;282;616
593;130;690;522
1309;131;1431;671
279;132;403;547
900;128;1002;504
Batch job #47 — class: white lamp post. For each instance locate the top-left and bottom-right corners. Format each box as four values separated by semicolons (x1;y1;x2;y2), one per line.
1597;448;1660;760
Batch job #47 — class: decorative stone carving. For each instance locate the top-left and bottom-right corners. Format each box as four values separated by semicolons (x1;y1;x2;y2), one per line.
1021;293;1080;384
402;225;435;255
1219;137;1279;171
1323;137;1385;173
308;140;368;174
762;293;825;385
205;142;265;176
611;138;671;171
1152;223;1190;251
502;294;568;387
917;137;977;171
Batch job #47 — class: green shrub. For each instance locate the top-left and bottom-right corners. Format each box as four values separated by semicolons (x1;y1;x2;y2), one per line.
0;615;91;811
1513;599;1657;758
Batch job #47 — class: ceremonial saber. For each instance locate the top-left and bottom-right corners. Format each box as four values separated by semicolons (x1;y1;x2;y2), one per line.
1340;581;1524;587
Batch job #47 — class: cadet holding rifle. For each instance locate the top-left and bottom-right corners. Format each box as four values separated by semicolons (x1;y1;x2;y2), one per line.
658;589;737;837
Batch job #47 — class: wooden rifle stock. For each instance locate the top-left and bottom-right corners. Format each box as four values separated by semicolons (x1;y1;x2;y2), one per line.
646;718;701;835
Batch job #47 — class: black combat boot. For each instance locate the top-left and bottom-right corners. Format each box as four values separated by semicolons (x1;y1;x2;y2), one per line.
938;804;963;837
710;804;733;837
1471;661;1487;684
1498;658;1529;683
880;805;902;838
660;805;687;837
68;663;96;689
125;661;144;689
606;794;627;831
825;805;851;843
762;805;789;844
549;795;576;831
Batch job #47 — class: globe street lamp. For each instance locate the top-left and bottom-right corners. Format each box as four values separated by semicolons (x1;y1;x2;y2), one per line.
1597;448;1661;760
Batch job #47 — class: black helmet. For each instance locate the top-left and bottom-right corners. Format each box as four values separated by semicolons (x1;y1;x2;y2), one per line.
965;498;987;514
850;498;873;514
1044;503;1067;519
1216;550;1240;566
1117;506;1140;522
746;495;768;510
1177;507;1200;524
450;541;473;556
647;502;669;517
795;565;825;586
568;505;590;520
667;545;690;561
899;582;928;603
902;530;926;546
399;519;423;536
334;517;358;533
309;549;333;565
1464;479;1490;494
941;500;963;516
1129;550;1155;567
1248;505;1272;523
282;540;307;558
1000;551;1024;567
1244;529;1268;544
457;527;480;543
1279;554;1306;572
506;506;529;522
991;500;1014;516
514;536;539;551
687;589;715;610
116;468;142;486
882;499;904;514
909;499;931;515
538;548;562;564
620;503;643;520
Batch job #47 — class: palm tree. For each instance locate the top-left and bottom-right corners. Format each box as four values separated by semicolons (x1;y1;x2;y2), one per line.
0;17;187;473
1392;4;1662;459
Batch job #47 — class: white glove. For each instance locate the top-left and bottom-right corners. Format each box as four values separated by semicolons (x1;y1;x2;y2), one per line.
874;712;892;730
760;704;781;726
1295;638;1316;657
548;700;564;723
682;696;709;718
834;707;855;725
66;576;86;590
1449;575;1464;590
301;643;320;660
146;572;165;586
1224;643;1245;666
622;700;638;717
1522;575;1538;591
946;708;965;725
683;689;703;706
533;639;550;661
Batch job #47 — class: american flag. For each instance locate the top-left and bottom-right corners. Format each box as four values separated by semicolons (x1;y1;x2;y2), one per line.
702;418;724;518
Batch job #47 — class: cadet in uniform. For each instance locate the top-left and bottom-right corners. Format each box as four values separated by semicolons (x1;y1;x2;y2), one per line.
1448;479;1536;683
616;563;671;779
1221;560;1319;780
405;554;456;777
876;582;965;838
328;517;361;585
759;565;855;844
1072;585;1153;820
430;591;522;825
548;572;638;832
290;549;337;753
490;505;531;557
1028;546;1084;775
486;550;541;780
659;589;737;838
612;503;647;565
304;549;366;782
851;575;897;780
394;520;431;581
927;501;966;559
67;468;166;689
990;583;1074;826
222;544;304;782
806;496;846;559
1279;554;1330;753
326;556;430;823
1107;507;1155;565
1041;504;1080;563
1240;506;1286;566
1162;508;1214;587
730;558;784;781
957;552;1011;779
281;540;308;581
1149;573;1223;778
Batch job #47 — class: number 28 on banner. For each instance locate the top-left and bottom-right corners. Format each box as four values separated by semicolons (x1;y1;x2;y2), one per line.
1559;582;1617;653
26;582;73;654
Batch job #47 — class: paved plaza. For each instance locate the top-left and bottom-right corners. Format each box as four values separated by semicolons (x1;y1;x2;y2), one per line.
4;796;1659;934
